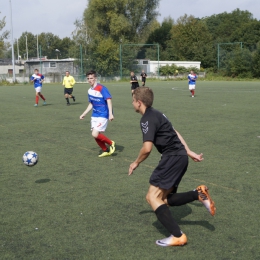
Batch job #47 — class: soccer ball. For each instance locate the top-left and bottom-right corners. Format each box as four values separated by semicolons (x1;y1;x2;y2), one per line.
22;151;38;166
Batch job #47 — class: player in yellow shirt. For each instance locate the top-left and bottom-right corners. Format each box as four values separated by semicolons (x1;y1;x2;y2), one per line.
62;71;76;106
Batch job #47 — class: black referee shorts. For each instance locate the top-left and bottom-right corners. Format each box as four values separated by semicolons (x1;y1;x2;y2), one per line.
149;155;188;190
131;83;139;90
64;88;73;95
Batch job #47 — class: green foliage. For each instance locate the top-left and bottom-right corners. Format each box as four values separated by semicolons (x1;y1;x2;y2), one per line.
160;64;199;76
80;0;160;75
0;12;10;58
14;32;76;60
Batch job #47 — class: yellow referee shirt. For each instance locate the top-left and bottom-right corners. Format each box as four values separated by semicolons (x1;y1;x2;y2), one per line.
63;75;76;89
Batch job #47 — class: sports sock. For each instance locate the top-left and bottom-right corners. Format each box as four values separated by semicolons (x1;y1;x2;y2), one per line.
95;138;108;151
155;204;182;237
97;133;112;146
39;94;45;100
167;190;198;206
192;90;195;96
35;96;39;104
66;98;69;103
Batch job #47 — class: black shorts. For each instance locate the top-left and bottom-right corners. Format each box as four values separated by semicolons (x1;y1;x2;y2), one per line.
131;83;139;90
64;88;73;95
149;155;188;190
142;78;146;82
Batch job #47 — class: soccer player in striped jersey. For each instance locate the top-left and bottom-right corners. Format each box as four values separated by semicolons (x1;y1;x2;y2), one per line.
30;69;46;107
80;70;116;157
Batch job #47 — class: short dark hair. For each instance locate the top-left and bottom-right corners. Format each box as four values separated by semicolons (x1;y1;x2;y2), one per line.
65;71;70;73
86;70;97;77
34;69;39;72
133;87;154;108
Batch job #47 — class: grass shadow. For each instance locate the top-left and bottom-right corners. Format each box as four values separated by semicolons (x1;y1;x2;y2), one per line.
148;205;215;236
35;178;51;184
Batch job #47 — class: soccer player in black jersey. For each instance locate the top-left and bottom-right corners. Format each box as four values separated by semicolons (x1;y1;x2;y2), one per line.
130;71;139;94
140;70;147;86
129;87;216;247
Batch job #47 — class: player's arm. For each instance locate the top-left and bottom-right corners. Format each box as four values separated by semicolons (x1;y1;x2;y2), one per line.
71;77;76;86
175;130;203;162
80;103;93;119
128;141;153;175
106;98;114;121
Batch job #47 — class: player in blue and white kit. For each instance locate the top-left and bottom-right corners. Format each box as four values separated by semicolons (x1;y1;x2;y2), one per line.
80;70;116;157
30;69;46;106
188;70;197;97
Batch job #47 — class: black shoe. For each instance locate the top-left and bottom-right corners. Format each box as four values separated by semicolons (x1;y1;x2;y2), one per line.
73;96;76;102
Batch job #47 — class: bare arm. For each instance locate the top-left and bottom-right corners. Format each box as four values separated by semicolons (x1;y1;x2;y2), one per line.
107;99;114;121
128;141;153;175
175;130;203;162
80;103;93;119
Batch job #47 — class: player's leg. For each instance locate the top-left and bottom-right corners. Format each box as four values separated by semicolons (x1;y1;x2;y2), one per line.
37;89;46;105
147;155;189;246
192;85;195;97
34;90;39;107
91;118;115;157
146;185;187;246
68;89;75;102
64;89;70;105
188;85;193;97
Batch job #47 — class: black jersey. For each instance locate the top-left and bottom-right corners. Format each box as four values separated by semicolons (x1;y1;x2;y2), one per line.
140;107;187;156
131;75;139;88
141;72;147;80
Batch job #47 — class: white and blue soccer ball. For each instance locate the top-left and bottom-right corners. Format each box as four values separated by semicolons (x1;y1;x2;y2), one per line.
22;151;38;166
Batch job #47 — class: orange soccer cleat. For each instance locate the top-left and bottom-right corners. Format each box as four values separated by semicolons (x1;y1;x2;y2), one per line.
196;185;216;216
156;233;187;247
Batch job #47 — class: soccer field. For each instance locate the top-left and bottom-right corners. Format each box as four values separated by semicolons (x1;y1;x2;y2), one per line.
1;81;259;259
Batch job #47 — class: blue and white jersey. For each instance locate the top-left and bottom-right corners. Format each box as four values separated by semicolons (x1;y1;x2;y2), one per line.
30;73;44;88
88;84;112;119
188;73;197;85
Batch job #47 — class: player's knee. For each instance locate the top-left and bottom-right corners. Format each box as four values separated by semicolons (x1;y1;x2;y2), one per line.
92;131;98;138
146;193;152;205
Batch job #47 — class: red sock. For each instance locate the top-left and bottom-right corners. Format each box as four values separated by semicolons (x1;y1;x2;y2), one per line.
97;133;112;146
35;96;39;104
95;138;107;151
39;94;45;100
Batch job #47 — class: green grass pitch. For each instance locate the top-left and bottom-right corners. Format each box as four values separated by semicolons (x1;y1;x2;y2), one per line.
0;80;259;259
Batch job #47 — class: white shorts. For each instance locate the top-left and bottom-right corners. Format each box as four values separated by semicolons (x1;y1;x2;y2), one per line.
91;117;108;132
35;87;42;93
189;85;196;90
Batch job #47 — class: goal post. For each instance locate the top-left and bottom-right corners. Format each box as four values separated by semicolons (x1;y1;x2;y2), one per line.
217;42;243;69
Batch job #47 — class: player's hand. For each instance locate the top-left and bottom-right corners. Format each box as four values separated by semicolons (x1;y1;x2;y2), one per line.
189;151;204;162
109;114;114;121
128;161;139;175
79;114;85;120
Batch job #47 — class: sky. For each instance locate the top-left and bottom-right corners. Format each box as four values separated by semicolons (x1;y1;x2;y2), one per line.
1;0;260;40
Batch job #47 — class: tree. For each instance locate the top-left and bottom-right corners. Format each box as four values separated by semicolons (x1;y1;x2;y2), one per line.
78;0;160;76
167;15;214;67
14;32;74;60
0;12;10;58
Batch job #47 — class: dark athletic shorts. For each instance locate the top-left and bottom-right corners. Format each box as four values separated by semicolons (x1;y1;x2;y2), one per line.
149;155;188;190
64;88;73;95
131;83;139;90
142;78;146;82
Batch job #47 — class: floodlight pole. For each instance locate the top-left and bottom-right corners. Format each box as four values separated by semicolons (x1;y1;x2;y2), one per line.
9;0;16;82
119;43;160;79
119;44;122;79
217;42;243;69
80;44;83;78
39;45;42;74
